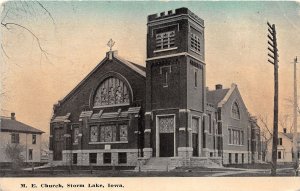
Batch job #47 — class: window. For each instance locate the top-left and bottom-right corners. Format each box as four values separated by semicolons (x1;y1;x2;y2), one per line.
278;138;282;145
90;126;98;142
103;153;111;164
100;125;117;142
228;128;244;145
278;151;282;159
156;31;175;50
241;131;244;145
242;154;244;164
160;66;171;87
191;33;201;52
93;77;130;107
89;153;97;164
73;153;77;164
118;152;127;164
90;124;128;143
192;117;199;134
231;102;240;119
235;153;238;163
194;69;198;87
32;134;36;144
229;129;232;144
119;125;128;142
29;149;33;160
208;114;212;134
11;133;19;144
73;128;79;144
229;153;232;164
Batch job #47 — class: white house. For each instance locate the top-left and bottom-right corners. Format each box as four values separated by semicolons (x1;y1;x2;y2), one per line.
0;113;44;164
266;129;300;163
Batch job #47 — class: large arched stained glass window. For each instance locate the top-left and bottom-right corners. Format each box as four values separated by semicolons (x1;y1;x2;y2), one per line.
231;102;240;119
94;77;130;107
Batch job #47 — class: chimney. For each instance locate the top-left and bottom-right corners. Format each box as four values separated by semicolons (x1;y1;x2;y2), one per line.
215;84;223;90
283;128;287;133
106;50;118;60
11;112;16;120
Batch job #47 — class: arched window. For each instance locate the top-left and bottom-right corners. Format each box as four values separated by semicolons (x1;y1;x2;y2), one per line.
231;101;240;119
93;77;130;108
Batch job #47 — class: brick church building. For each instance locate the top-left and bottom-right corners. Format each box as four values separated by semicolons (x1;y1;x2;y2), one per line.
49;7;261;167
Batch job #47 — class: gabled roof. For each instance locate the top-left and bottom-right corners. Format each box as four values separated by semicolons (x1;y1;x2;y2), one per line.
0;117;44;134
57;51;145;106
207;88;230;107
281;132;300;141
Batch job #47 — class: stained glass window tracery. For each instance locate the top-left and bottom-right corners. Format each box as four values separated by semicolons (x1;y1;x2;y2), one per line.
94;77;130;107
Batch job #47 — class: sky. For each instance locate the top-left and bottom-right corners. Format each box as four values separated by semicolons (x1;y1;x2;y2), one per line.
1;1;300;139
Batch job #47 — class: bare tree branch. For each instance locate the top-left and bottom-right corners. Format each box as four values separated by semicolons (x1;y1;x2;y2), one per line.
258;114;273;137
1;44;9;58
35;1;55;25
1;1;56;65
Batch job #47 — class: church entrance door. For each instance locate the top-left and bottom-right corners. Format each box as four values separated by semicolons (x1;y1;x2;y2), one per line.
157;115;175;157
53;128;64;160
160;133;174;157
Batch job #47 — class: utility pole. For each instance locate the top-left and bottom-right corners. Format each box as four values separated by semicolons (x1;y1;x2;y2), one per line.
267;22;279;176
293;56;299;176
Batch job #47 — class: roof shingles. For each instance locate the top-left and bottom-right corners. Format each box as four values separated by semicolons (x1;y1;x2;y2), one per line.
206;88;230;107
0;118;44;134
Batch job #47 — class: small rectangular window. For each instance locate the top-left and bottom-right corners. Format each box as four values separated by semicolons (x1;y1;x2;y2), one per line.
191;33;201;52
89;153;97;164
235;153;238;163
229;129;232;144
194;69;198;87
241;131;244;145
160;66;171;87
29;149;33;160
73;153;77;164
208;114;212;134
73;128;79;143
118;152;127;164
90;126;98;142
103;153;111;164
278;138;282;145
156;31;175;50
229;153;232;164
11;133;19;144
32;134;36;144
242;154;244;164
278;151;282;159
119;125;128;142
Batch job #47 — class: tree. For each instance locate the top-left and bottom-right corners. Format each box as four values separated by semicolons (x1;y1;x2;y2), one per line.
279;114;293;133
258;115;273;162
5;143;25;170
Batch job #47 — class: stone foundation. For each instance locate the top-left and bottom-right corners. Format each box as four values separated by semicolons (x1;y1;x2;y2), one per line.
143;148;153;159
169;157;183;167
223;151;250;165
190;157;222;167
178;147;193;166
60;149;139;166
48;151;53;163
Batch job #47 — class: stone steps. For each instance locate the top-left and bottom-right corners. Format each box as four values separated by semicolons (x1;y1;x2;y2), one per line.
135;157;179;172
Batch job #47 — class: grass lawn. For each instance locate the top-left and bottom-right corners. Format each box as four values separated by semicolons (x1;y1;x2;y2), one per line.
1;164;298;177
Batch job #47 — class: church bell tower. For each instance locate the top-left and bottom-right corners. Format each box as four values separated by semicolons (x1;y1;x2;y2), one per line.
143;8;206;159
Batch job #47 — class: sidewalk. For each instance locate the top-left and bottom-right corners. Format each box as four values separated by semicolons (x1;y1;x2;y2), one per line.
22;163;52;171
